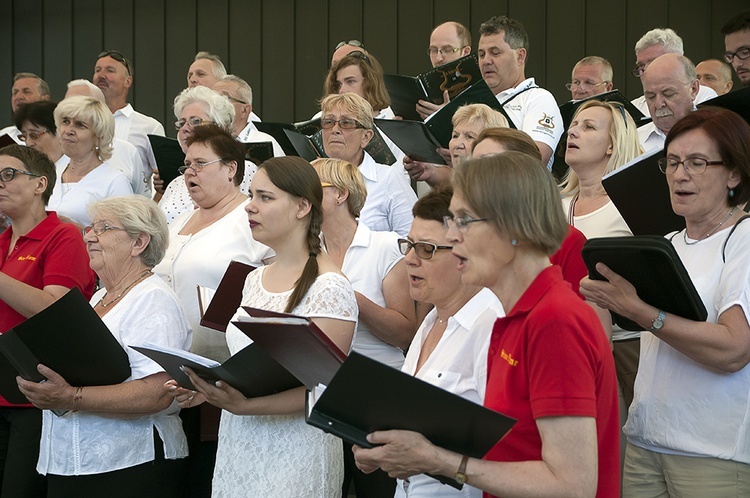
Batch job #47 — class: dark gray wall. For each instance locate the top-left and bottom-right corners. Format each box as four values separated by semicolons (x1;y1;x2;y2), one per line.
1;0;745;135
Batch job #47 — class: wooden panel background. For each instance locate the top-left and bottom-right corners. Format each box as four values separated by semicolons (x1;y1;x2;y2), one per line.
1;0;745;136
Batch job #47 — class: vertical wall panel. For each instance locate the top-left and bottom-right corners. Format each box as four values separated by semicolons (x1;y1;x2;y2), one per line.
433;0;471;30
165;0;197;134
625;0;668;99
0;2;14;122
260;0;295;121
396;0;433;75
470;0;507;44
295;0;329;119
508;0;547;85
133;0;165;124
72;0;104;81
585;0;628;96
669;0;712;64
197;0;229;61
546;0;585;104
43;0;74;102
228;0;262;115
13;0;44;77
102;0;134;57
363;0;398;73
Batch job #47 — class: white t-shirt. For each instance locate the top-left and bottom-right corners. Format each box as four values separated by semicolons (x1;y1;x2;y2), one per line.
153;201;273;361
396;287;504;498
358;151;417;237
337;223;405;368
625;220;750;463
37;275;191;476
109;138;148;197
48;162;133;227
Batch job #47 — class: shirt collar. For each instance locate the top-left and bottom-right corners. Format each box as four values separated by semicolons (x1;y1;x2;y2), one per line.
4;212;63;243
112;103;134;118
358;151;377;182
504;265;563;318
349;222;371;249
451;288;501;330
495;77;536;101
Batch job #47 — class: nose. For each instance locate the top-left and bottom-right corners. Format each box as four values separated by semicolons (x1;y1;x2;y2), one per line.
445;221;462;244
403;245;421;266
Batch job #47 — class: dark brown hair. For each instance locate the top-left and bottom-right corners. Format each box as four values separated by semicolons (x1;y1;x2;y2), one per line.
186;124;245;186
0;144;56;204
412;186;453;223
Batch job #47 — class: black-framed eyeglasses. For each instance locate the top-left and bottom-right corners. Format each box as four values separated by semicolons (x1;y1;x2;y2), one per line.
335;39;364;51
18;130;50;142
345;50;372;68
565;80;608;91
724;47;750;64
427;46;461;56
0;167;41;182
98;50;132;76
443;214;488;232
658;157;726;175
175;117;215;130
632;60;653;78
398;238;452;260
83;221;126;236
226;95;247;105
178;157;226;175
320;118;365;130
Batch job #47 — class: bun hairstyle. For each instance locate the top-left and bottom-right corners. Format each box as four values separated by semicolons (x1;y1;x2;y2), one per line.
258;156;324;312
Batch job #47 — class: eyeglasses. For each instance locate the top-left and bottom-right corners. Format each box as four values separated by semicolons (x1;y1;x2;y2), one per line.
18;130;49;142
345;50;373;68
657;157;726;175
0;167;42;182
724;47;750;64
398;238;453;260
97;50;132;76
631;60;654;78
565;80;609;91
320;118;365;130
178;157;225;175
443;214;488;232
226;96;247;105
175;117;214;130
83;221;126;236
335;39;364;51
428;46;461;56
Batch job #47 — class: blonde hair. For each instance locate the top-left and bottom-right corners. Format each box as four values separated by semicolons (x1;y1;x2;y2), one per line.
452;103;509;129
320;93;374;130
54;96;115;161
311;158;367;218
560;100;642;196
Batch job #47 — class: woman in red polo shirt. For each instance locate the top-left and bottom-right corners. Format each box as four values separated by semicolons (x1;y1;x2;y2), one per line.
0;144;95;496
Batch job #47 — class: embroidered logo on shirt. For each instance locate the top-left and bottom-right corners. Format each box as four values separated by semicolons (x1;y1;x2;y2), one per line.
500;348;519;367
17;255;37;261
537;113;555;129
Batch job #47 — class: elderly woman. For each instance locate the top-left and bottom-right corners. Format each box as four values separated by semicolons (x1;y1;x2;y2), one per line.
354;152;619;497
154;124;273;361
311;157;416;496
47;96;132;228
320;93;417;237
158;86;255;224
404;103;508;189
17;195;191;497
581;108;750;497
0;145;95;496
392;186;504;498
15;101;66;169
172;156;357;497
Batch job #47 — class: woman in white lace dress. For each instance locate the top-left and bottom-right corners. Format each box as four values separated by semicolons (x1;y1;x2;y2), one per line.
179;156;357;497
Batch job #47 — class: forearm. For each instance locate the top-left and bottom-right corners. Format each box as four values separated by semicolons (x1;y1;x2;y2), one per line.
356;292;416;350
77;372;175;414
0;274;65;319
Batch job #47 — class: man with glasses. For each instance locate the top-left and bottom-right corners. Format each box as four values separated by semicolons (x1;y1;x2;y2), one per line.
722;11;750;87
567;56;613;101
1;73;50;144
630;28;716;115
212;75;283;155
93;50;165;197
637;54;699;153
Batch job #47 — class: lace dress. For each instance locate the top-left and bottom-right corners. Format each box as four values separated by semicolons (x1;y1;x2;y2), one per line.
211;267;357;497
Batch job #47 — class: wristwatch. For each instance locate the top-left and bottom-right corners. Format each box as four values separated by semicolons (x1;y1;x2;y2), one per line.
454;455;469;485
649;310;666;333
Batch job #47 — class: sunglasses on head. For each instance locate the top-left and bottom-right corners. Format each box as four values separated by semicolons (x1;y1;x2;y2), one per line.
98;50;132;76
335;39;364;51
345;50;372;68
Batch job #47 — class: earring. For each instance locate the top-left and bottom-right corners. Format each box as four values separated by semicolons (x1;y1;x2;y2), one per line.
228;177;233;183
730;189;735;199
511;239;518;246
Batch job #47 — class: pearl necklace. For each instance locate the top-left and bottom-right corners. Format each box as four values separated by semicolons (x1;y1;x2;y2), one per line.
97;270;152;308
683;206;737;245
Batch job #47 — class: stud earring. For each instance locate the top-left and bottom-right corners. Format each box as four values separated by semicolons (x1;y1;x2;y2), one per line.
729;189;735;199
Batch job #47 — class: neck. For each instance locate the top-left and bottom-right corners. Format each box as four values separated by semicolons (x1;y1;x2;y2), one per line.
68;153;102;176
199;187;242;215
489;252;549;313
99;261;150;297
269;227;312;268
321;212;357;254
685;204;739;240
9;203;47;237
107;97;127;115
350;150;366;166
576;165;608;199
433;285;483;323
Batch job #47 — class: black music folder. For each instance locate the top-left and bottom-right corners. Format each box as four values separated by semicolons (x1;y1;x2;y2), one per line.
0;288;131;405
131;343;301;398
305;352;516;489
231;308;347;389
374;119;447;164
582;236;708;330
602;148;685;236
698;85;750;125
385;54;481;121
243;141;274;166
148;134;185;189
198;261;256;332
559;90;649;129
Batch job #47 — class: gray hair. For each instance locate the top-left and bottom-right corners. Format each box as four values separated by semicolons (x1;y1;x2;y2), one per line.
66;79;106;103
218;75;253;106
14;73;50;97
635;28;683;55
195;51;227;80
573;56;613;83
54;96;114;160
173;85;234;129
88;195;169;267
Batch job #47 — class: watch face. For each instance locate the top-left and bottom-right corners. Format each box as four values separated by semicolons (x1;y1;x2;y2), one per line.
455;473;467;485
653;319;664;329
